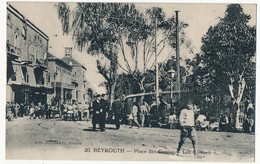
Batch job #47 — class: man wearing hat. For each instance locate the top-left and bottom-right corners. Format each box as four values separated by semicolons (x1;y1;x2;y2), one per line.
176;101;200;156
92;94;102;131
100;94;109;131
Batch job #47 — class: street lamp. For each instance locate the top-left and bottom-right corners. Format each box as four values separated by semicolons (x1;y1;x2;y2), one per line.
167;69;176;112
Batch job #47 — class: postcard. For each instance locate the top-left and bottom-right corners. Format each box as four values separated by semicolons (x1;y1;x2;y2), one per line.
4;0;257;162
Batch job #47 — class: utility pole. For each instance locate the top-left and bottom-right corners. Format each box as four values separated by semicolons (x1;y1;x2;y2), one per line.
155;18;159;107
175;11;181;105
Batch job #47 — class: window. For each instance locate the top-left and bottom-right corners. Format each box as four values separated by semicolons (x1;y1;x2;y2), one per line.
76;91;78;99
7;14;11;26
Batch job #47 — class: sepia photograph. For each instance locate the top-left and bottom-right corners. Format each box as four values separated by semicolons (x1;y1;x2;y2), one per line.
3;0;257;162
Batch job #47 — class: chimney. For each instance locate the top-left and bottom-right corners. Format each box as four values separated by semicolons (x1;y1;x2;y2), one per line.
65;47;72;58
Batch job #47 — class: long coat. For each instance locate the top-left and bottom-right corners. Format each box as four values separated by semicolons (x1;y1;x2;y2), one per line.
92;100;102;124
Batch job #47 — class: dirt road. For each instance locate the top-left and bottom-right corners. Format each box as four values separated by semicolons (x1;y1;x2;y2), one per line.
6;117;254;162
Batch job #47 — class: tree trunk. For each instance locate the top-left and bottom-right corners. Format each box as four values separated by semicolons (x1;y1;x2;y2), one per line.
228;75;246;130
109;82;116;111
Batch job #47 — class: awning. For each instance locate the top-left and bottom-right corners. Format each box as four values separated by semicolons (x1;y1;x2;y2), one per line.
26;65;36;86
9;61;23;84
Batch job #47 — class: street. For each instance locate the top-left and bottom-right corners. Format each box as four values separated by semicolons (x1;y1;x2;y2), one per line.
6;117;254;162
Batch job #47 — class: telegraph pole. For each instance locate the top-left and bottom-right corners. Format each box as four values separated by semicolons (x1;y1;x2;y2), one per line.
175;11;181;105
155;18;159;107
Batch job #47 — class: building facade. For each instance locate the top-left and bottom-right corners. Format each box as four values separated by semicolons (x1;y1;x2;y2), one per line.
6;3;51;105
46;53;74;106
62;48;88;104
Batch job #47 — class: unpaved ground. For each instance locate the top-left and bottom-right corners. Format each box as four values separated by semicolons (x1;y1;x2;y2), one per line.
6;117;254;162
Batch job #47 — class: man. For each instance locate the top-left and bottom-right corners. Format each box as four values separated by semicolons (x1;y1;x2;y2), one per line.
177;102;199;156
158;96;167;125
14;102;20;119
150;98;158;127
245;100;255;132
92;94;103;131
100;94;109;131
112;96;122;130
130;101;141;128
229;98;238;131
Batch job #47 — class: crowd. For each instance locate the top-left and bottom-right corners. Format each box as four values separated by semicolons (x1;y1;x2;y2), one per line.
5;94;255;134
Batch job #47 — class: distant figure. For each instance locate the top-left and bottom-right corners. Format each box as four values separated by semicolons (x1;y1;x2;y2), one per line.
244;99;255;133
150;99;158;127
100;94;109;131
130;101;141;128
177;102;199;156
196;113;209;131
112;96;122;130
29;104;35;119
229;98;238;131
140;101;148;127
14;102;20;119
92;94;103;131
158;96;167;125
219;112;230;132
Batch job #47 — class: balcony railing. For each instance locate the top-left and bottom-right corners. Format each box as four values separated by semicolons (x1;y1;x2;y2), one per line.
7;42;20;59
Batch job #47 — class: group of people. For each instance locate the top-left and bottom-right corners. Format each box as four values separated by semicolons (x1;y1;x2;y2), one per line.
60;101;90;122
218;97;255;133
5;101;52;121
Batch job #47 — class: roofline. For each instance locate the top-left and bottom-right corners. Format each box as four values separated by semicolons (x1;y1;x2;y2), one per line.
7;3;49;40
47;53;73;70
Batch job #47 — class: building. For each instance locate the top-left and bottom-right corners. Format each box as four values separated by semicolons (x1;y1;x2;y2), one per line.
46;53;74;106
6;3;51;105
62;47;88;104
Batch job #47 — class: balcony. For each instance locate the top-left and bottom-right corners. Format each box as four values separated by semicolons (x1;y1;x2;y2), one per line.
7;42;20;60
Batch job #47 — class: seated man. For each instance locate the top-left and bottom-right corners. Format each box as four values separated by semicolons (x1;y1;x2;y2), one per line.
196;113;209;131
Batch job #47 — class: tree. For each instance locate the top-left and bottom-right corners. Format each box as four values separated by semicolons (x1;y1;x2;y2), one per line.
195;4;256;129
56;3;191;106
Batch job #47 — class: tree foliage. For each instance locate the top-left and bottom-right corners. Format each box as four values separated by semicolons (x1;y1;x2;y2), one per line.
190;4;256;118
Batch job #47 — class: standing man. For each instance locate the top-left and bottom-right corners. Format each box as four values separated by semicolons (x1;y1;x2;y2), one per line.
229;98;238;131
130;101;141;128
92;94;102;131
112;96;122;130
100;94;109;131
245;99;255;133
176;102;200;156
14;102;20;119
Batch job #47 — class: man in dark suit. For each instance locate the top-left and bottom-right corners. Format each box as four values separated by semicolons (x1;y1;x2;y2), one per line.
99;94;109;131
112;96;122;130
92;94;102;131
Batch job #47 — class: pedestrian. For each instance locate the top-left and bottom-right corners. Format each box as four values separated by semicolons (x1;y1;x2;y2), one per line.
219;112;230;132
67;103;73;121
245;99;255;133
130;101;141;128
72;101;78;121
78;102;83;121
158;96;167;126
112;96;122;130
6;102;14;121
14;102;20;119
83;102;90;121
176;102;200;156
92;94;103;131
29;104;35;119
19;103;25;117
150;98;158;127
63;101;68;121
140;100;148;127
100;94;109;131
229;98;238;131
45;103;51;119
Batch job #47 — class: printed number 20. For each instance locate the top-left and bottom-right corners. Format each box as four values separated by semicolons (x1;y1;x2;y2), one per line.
84;148;91;152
